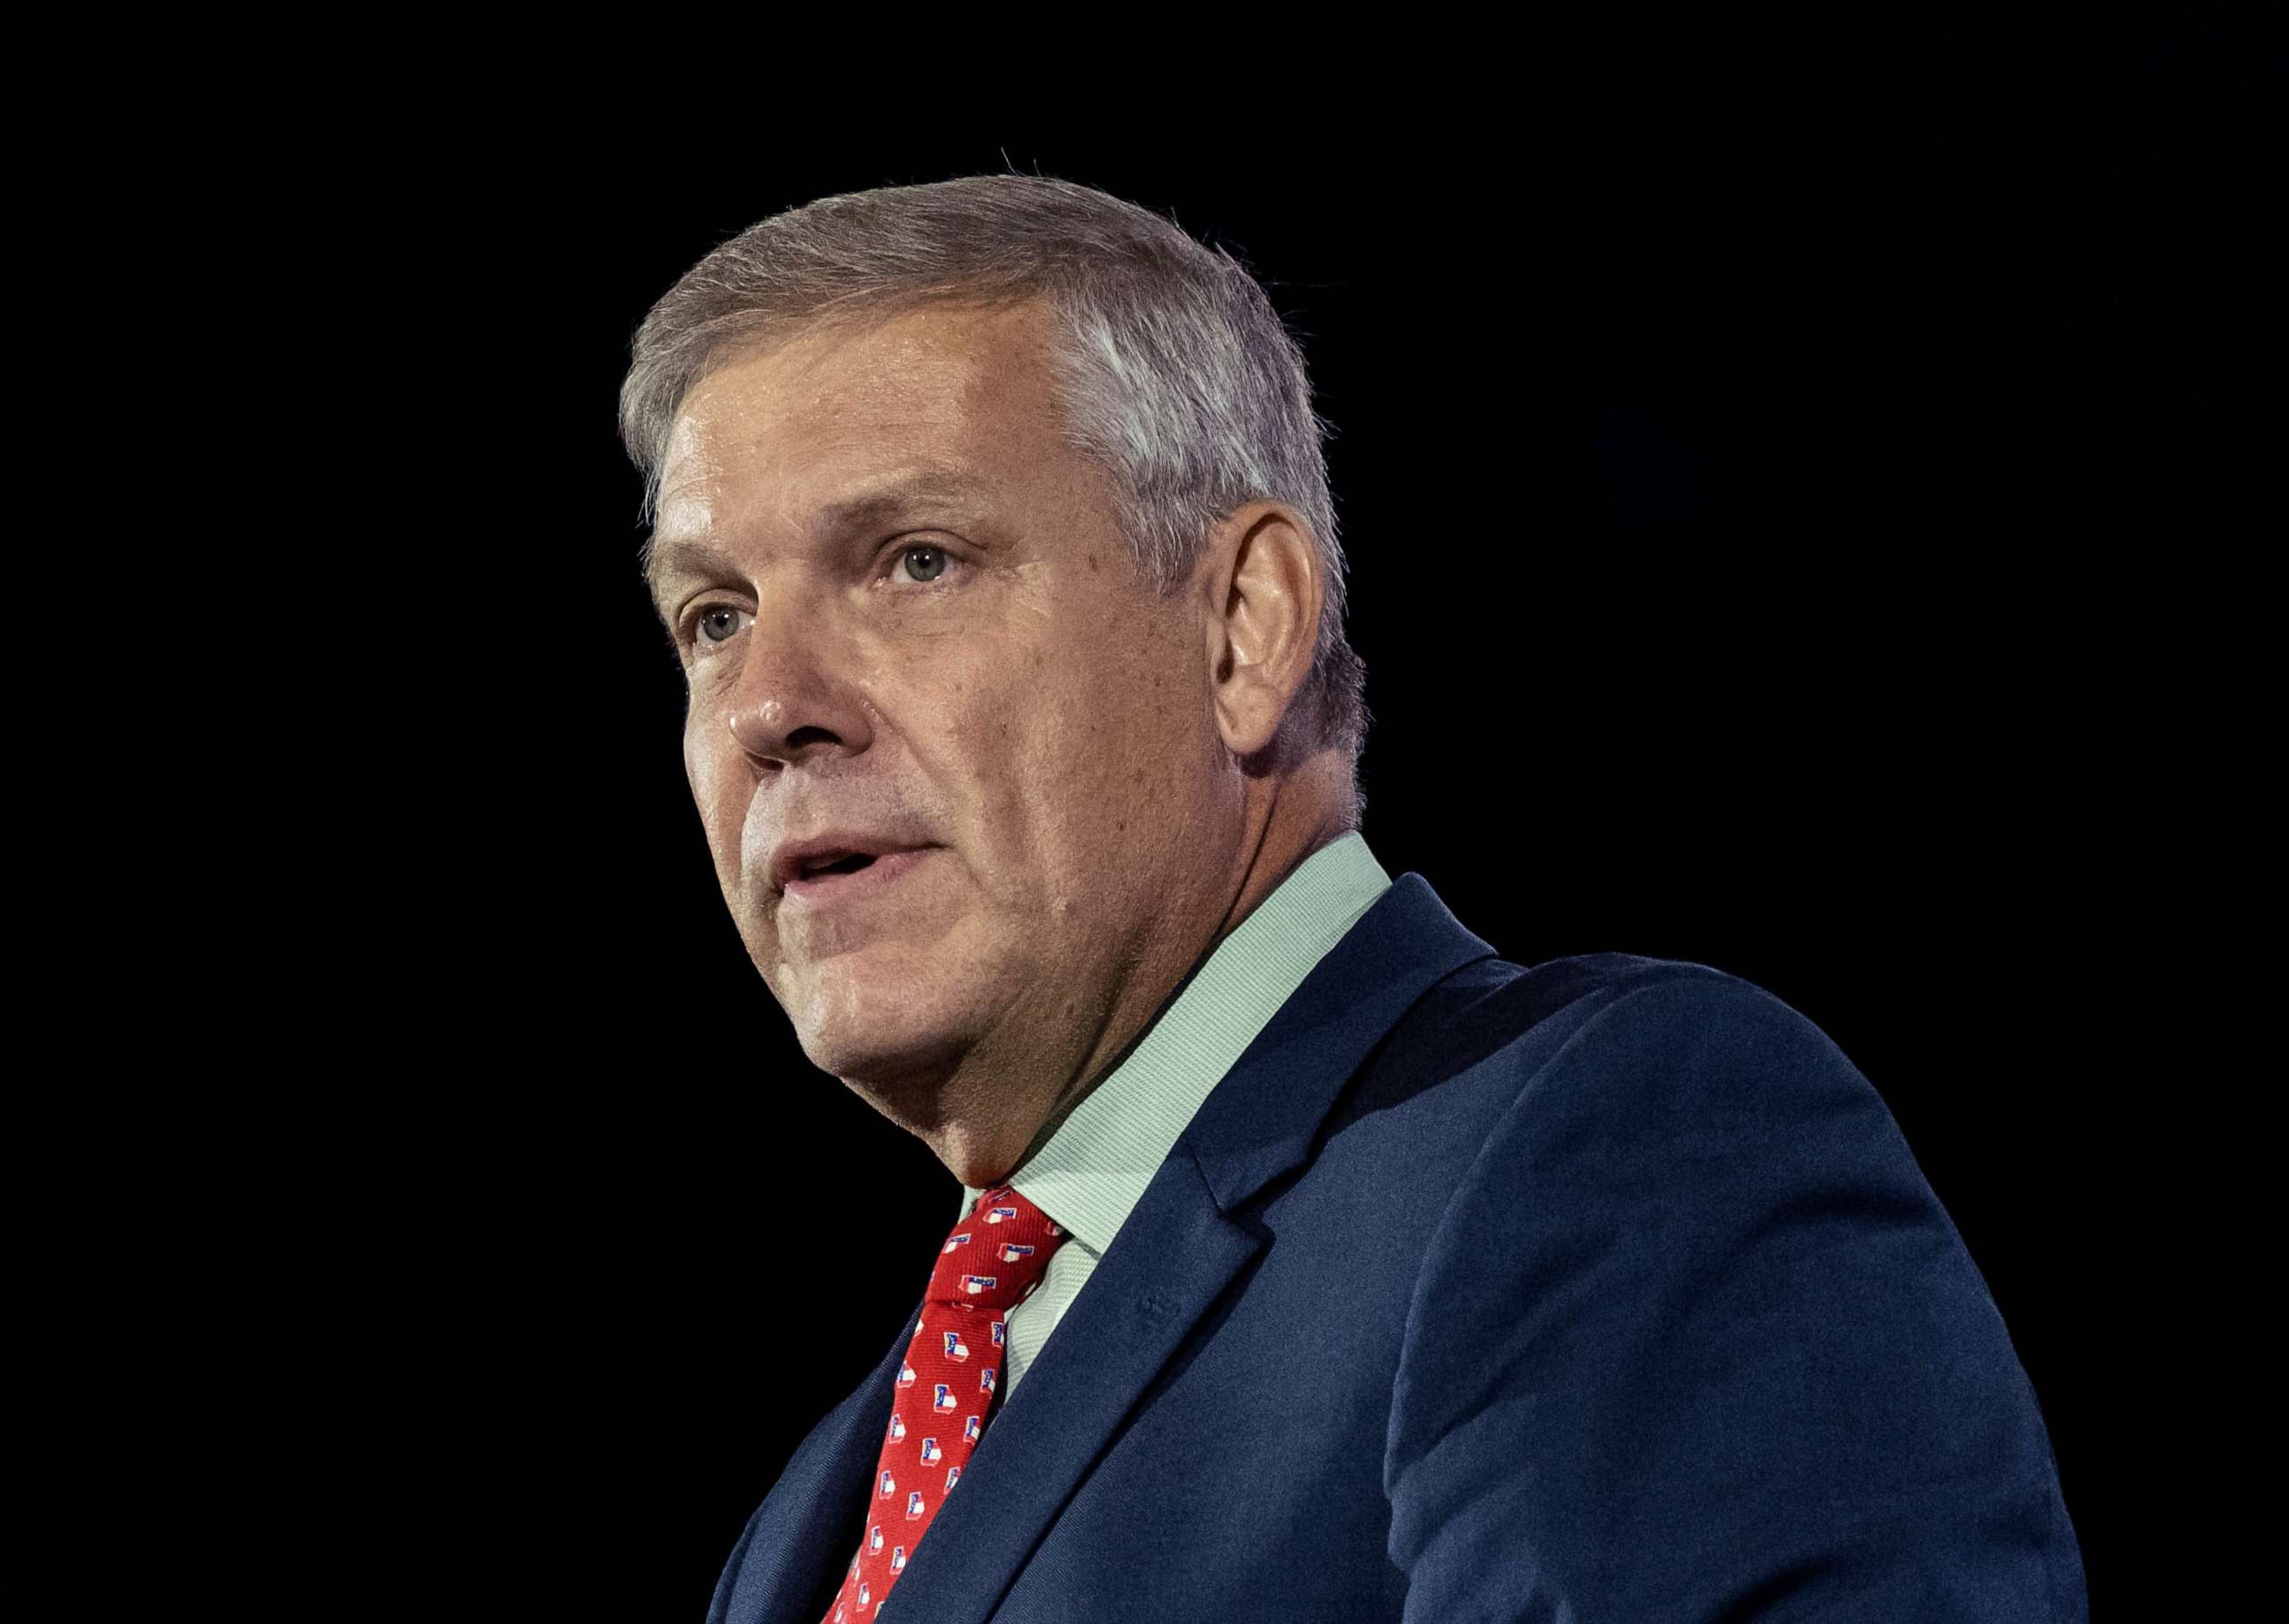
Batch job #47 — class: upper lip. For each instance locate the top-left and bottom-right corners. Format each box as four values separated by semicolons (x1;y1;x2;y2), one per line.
768;833;930;893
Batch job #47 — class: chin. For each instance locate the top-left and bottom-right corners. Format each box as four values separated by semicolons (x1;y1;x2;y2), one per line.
797;1025;971;1093
760;912;1013;1086
782;976;971;1087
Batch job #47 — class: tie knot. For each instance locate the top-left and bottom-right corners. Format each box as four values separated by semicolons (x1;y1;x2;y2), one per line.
928;1185;1068;1311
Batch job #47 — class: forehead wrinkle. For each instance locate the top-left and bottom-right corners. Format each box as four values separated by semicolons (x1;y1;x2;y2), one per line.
644;306;1069;611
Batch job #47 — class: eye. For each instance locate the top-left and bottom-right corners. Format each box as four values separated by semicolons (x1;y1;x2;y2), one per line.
689;604;752;653
683;542;963;655
891;542;959;585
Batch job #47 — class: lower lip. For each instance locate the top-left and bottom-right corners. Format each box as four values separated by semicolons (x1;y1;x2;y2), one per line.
781;848;931;908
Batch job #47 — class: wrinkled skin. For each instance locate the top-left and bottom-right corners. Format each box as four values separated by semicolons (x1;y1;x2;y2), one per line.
647;298;1351;1185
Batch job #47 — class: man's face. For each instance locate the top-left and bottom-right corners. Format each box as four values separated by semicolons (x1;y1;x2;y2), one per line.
649;300;1238;1091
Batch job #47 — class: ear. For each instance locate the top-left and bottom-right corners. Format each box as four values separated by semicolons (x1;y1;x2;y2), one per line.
1199;501;1324;760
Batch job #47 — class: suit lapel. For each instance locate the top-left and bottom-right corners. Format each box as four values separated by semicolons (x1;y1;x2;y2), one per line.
876;873;1496;1623
713;1301;921;1624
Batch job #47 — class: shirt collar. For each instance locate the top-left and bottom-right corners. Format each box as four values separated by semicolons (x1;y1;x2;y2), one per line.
960;831;1392;1251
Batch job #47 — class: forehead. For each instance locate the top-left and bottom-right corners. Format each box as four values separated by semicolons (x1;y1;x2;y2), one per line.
653;300;1069;542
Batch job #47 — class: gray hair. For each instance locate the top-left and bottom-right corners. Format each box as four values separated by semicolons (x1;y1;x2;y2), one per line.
617;172;1369;789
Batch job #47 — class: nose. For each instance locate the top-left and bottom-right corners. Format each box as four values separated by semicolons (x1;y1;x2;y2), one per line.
710;600;877;770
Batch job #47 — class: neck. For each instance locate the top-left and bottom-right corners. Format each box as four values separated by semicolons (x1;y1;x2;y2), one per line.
898;750;1355;1190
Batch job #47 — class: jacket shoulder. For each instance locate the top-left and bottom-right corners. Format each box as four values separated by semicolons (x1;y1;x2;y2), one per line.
1380;952;2088;1620
1393;947;1824;1099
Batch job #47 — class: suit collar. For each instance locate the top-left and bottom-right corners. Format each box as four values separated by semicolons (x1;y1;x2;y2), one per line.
1176;870;1497;1213
864;871;1497;1623
963;830;1396;1258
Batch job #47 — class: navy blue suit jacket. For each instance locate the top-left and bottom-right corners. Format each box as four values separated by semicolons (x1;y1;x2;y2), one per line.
710;873;2087;1621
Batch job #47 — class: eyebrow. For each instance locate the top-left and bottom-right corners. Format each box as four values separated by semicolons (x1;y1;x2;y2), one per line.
641;469;996;616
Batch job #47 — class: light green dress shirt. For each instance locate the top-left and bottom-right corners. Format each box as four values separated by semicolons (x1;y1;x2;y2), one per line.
955;830;1392;1403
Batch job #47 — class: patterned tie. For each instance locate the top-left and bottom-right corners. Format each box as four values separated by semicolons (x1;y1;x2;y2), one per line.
819;1183;1069;1624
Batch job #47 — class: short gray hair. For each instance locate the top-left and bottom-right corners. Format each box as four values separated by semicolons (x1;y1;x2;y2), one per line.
618;172;1370;785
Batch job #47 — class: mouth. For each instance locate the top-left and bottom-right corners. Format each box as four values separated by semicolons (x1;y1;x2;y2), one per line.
781;847;931;907
799;852;878;879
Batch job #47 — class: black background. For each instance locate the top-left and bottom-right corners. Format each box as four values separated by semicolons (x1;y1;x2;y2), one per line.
326;30;2270;1617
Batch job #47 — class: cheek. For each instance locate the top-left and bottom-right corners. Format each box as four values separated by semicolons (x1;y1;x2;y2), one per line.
910;635;1056;767
1006;636;1200;828
684;727;748;880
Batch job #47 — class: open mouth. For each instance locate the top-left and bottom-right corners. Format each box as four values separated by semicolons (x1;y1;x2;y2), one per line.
779;846;930;905
802;853;878;879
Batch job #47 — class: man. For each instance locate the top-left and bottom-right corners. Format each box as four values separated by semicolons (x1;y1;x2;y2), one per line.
621;174;2087;1622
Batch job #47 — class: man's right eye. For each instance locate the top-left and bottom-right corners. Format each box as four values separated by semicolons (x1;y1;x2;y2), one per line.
691;606;752;650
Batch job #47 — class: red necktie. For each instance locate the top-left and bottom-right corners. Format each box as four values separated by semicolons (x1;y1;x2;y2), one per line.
819;1184;1069;1624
